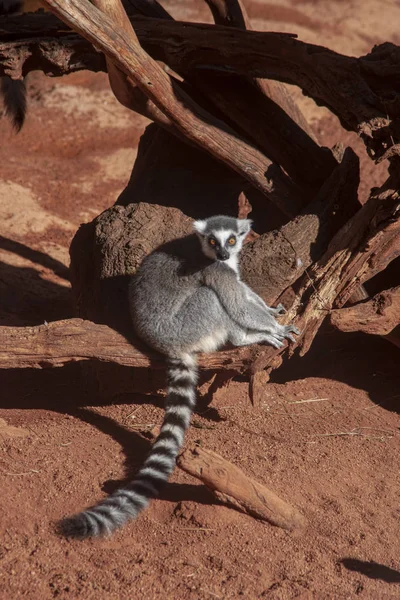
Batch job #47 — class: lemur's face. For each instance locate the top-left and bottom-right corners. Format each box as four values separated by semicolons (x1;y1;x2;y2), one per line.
193;216;252;263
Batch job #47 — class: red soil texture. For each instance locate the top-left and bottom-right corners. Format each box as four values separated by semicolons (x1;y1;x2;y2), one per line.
0;1;399;598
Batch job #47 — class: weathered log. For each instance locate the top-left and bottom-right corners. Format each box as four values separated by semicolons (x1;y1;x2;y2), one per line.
177;445;306;531
127;0;335;193
0;318;273;372
118;19;395;153
89;0;219;155
39;0;302;215
330;286;400;335
1;11;398;158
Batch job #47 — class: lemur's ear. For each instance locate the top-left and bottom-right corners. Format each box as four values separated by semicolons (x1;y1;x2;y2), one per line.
193;219;207;235
238;219;253;236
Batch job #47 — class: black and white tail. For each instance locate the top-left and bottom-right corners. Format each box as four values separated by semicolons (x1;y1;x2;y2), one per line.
1;77;27;132
59;354;198;538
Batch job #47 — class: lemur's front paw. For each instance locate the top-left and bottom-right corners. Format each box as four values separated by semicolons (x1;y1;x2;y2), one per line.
275;303;287;315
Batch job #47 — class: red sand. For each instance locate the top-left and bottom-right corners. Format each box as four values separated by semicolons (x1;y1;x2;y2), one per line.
0;1;399;598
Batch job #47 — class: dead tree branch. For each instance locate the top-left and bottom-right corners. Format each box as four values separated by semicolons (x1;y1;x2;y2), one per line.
240;146;360;303
177;445;306;531
291;174;400;356
330;286;400;335
89;0;174;131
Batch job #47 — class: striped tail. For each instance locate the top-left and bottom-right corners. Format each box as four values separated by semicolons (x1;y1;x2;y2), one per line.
58;354;198;539
1;77;27;132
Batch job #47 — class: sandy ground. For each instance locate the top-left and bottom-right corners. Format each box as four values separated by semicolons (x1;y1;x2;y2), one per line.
0;0;399;598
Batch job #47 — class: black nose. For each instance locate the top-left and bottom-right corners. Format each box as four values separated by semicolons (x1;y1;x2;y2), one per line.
217;250;229;261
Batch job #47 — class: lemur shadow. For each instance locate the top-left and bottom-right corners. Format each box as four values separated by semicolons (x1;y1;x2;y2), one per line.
271;323;400;414
339;558;400;583
0;235;71;326
0;362;218;507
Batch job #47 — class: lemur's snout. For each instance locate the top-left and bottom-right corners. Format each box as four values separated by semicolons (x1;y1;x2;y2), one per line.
217;249;229;261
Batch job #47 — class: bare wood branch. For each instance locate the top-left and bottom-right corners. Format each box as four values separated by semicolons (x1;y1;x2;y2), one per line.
230;170;399;373
105;0;329;196
330;286;400;335
91;0;146;107
0;318;270;373
290;176;400;356
177;445;306;531
122;0;172;20
132;19;391;150
90;0;184;135
39;0;302;215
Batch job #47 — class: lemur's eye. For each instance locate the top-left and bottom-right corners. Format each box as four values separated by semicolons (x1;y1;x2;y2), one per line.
228;237;236;246
209;238;216;246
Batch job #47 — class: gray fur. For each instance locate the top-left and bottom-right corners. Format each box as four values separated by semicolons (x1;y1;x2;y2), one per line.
59;216;299;538
0;1;26;132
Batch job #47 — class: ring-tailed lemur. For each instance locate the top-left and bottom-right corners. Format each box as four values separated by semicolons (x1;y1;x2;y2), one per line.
60;215;299;538
0;1;26;131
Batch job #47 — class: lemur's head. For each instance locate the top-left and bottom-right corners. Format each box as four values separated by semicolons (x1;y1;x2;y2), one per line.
193;215;252;263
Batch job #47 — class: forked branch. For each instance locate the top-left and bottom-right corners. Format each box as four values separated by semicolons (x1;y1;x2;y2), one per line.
40;0;302;215
2;12;398;158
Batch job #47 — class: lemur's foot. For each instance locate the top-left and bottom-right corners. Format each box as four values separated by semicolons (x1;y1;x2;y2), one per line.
262;324;300;349
283;324;300;343
264;335;285;349
271;324;300;345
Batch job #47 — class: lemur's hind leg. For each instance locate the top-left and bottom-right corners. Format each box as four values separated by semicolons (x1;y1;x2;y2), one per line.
173;287;229;352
